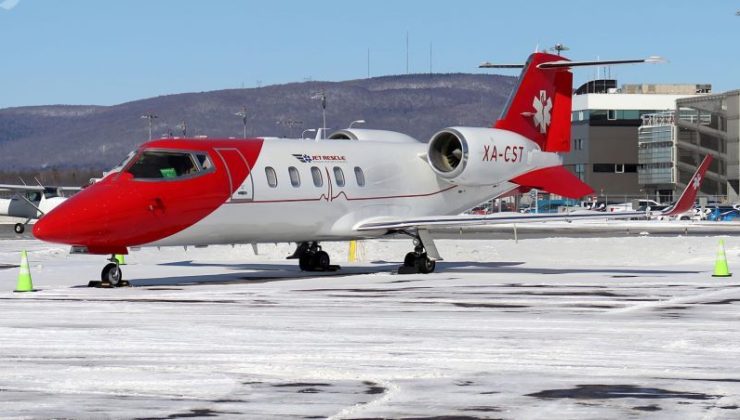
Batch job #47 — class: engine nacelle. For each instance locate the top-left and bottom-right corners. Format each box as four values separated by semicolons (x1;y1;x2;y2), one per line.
427;127;555;186
328;128;419;143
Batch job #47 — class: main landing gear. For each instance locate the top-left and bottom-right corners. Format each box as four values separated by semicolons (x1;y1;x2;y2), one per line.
289;241;340;272
89;255;130;288
398;228;440;275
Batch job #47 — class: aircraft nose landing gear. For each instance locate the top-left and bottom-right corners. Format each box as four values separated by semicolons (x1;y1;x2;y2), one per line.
89;255;130;288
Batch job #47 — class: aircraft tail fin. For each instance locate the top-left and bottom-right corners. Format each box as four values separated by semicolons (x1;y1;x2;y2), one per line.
493;52;573;153
661;155;713;217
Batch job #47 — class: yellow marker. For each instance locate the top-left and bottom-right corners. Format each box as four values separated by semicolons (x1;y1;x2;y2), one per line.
712;240;732;277
15;250;34;292
348;240;357;262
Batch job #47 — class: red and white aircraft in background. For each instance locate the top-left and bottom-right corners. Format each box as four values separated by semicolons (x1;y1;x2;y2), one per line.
33;52;711;285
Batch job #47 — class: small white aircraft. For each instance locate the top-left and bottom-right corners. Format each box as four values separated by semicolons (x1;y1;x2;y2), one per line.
33;51;708;285
0;184;79;233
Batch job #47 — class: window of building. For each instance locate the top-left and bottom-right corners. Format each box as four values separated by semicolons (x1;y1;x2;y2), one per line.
615;163;625;173
333;167;345;187
354;167;366;187
573;138;584;151
265;167;278;188
624;164;638;173
127;150;201;179
311;166;323;187
593;163;614;173
607;110;617;120
288;166;300;187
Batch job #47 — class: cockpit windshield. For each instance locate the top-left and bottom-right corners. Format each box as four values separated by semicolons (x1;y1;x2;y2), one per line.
126;150;213;179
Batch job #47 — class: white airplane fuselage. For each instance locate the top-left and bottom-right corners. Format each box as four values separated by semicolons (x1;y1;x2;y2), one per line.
150;135;532;246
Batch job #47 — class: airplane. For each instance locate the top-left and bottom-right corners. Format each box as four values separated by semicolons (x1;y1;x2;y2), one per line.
32;51;708;286
0;184;80;234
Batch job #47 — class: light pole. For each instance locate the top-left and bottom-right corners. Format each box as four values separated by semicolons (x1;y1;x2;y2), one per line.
311;90;327;136
140;113;158;140
349;119;365;128
176;121;187;137
235;106;248;138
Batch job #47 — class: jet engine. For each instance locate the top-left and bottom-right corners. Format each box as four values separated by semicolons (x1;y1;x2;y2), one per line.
426;127;552;186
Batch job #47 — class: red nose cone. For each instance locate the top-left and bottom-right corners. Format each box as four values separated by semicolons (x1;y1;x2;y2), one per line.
32;210;66;243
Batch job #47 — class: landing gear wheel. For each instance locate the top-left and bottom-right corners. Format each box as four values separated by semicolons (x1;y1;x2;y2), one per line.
101;263;122;286
299;254;313;271
314;250;331;271
415;254;436;274
14;223;24;234
404;252;416;267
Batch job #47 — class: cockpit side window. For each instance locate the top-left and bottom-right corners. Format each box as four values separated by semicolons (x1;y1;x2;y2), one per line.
195;153;213;170
127;151;201;179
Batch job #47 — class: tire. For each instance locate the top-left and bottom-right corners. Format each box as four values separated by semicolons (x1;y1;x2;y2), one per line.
404;252;416;267
101;263;122;286
299;254;313;271
415;254;436;274
14;223;24;234
314;251;330;271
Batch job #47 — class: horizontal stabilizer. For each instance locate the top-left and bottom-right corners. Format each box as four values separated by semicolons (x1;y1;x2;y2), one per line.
511;166;594;199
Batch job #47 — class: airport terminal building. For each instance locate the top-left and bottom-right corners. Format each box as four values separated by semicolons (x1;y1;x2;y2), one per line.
563;80;709;200
638;90;740;202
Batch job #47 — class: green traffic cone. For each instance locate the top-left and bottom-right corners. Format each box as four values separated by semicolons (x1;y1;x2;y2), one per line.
712;240;732;277
15;250;34;292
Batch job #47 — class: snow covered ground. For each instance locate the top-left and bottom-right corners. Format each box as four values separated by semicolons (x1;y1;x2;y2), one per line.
2;235;740;418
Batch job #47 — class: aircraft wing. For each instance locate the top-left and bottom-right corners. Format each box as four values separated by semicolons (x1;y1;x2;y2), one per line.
0;184;82;193
356;210;645;231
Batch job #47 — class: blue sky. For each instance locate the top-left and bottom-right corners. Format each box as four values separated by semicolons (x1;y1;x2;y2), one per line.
0;0;737;108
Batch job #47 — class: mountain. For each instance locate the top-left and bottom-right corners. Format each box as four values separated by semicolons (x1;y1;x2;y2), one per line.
0;73;516;171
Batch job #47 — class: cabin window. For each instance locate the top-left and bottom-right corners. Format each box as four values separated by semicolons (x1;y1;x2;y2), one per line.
333;167;345;187
127;150;200;179
311;166;323;187
354;167;365;187
288;166;301;187
265;167;278;188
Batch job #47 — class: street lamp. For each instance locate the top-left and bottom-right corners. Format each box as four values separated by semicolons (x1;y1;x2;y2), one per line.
349;119;366;128
140;113;158;140
311;90;327;136
301;128;317;139
235;106;248;138
176;121;187;137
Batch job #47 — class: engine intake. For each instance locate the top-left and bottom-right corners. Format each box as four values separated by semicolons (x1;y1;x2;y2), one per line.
427;129;468;179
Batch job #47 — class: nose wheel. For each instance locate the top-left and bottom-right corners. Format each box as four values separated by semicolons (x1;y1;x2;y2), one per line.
89;256;130;287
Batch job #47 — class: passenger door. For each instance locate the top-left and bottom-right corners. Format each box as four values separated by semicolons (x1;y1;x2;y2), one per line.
215;148;254;201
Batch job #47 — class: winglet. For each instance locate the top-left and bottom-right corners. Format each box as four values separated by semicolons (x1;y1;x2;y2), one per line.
661;155;713;217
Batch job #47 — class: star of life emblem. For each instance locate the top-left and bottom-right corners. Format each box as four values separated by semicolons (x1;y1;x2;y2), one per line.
692;174;701;190
532;90;552;134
